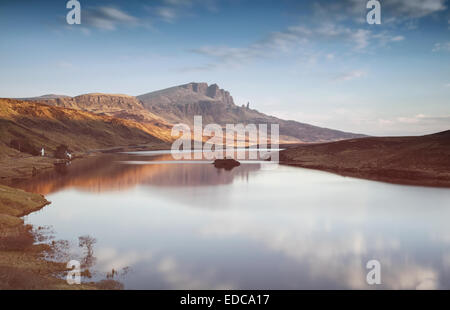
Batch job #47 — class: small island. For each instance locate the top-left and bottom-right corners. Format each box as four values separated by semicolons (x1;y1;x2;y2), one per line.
213;158;241;171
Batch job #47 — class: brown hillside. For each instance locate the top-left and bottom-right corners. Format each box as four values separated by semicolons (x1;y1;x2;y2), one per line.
0;98;164;160
25;94;173;142
279;131;450;187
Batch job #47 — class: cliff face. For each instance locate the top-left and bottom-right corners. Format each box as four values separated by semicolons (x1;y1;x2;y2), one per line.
27;93;145;114
182;82;234;106
65;94;143;113
137;82;366;143
137;82;234;108
20;82;366;144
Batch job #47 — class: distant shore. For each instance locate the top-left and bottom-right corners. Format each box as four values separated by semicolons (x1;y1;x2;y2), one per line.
279;131;450;188
1;130;449;289
0;142;170;185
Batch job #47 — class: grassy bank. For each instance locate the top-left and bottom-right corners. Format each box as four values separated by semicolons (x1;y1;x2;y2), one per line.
0;142;169;289
0;185;120;289
0;185;80;289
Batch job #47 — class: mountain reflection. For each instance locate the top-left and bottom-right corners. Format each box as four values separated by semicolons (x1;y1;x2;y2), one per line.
14;154;261;195
23;157;450;289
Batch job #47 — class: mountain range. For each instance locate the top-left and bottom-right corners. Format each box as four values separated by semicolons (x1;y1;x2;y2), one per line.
2;82;448;187
20;82;365;144
0;82;369;161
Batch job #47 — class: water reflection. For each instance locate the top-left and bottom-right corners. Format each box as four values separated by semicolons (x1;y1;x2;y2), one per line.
22;152;450;289
14;154;261;194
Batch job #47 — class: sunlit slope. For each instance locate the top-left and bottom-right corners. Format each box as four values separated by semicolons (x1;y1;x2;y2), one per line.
23;94;173;142
0;98;164;158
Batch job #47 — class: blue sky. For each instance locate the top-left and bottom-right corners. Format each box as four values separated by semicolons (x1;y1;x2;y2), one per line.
0;0;449;136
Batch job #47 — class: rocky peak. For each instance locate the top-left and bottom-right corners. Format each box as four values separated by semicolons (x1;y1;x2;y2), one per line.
181;82;235;105
73;93;143;111
206;84;220;98
188;82;209;94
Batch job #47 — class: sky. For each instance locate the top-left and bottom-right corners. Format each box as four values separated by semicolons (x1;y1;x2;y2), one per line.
0;0;449;136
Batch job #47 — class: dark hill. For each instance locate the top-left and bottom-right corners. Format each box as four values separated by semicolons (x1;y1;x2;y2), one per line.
279;130;450;187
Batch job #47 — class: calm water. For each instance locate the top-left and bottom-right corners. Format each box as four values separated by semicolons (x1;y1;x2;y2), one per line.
17;151;450;289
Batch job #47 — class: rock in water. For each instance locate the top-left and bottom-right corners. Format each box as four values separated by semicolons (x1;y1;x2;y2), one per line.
213;159;240;171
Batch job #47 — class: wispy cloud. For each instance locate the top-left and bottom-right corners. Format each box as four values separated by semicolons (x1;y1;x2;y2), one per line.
394;114;450;126
376;114;450;135
314;0;447;22
155;7;177;22
178;63;219;73
433;42;450;52
81;1;219;30
56;61;75;69
84;6;140;30
333;70;367;82
190;22;404;69
372;32;405;46
273;109;450;136
387;0;447;18
352;29;370;50
147;0;218;23
162;0;218;11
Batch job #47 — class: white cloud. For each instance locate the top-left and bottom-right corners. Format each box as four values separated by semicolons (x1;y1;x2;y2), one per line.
156;7;177;22
333;70;367;82
433;42;450;52
317;0;447;20
147;0;218;23
387;0;447;18
163;0;192;6
85;6;140;30
376;114;450;135
271;108;450;136
57;61;75;69
191;22;403;69
371;32;405;47
396;114;450;124
391;36;406;42
352;29;370;50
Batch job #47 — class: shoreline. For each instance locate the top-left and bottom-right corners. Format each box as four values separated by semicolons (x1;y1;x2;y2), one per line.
0;143;169;289
0;142;171;185
1;137;448;289
0;184;100;289
279;162;450;188
278;132;450;188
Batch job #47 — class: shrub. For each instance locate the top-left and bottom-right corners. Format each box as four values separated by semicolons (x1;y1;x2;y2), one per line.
54;144;69;159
